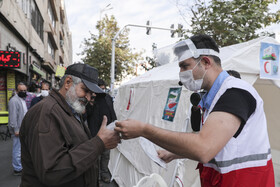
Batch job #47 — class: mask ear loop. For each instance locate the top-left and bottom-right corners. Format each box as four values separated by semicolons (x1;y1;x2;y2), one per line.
192;57;202;71
200;58;208;88
194;57;207;86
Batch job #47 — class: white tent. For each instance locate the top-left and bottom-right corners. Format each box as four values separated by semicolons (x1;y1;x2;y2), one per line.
109;37;280;187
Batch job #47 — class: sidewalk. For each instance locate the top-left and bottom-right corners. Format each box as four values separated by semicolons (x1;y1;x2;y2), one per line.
0;137;118;187
0;138;21;187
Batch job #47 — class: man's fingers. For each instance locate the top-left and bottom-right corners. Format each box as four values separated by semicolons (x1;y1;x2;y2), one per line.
115;121;121;127
114;126;122;132
101;116;108;128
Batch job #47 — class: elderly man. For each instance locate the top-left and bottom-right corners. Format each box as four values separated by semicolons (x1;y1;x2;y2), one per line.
20;63;120;187
8;82;28;176
115;34;274;186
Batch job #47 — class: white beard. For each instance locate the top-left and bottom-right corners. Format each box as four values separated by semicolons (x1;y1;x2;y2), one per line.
65;85;86;114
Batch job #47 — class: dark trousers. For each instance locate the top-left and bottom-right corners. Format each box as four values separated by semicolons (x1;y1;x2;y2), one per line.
100;149;110;176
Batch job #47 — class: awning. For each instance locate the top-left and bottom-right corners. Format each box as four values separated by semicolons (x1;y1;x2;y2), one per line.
30;65;46;79
42;61;55;73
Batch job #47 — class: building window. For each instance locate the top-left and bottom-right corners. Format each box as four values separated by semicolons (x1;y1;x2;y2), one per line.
30;0;44;41
48;0;56;29
18;0;30;17
17;0;43;41
48;37;55;59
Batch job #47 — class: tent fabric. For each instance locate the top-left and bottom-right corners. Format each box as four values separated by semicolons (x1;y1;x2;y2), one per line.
110;37;280;187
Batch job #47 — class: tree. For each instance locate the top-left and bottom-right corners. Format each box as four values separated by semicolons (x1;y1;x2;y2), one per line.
79;15;142;85
140;43;157;71
140;56;156;71
176;0;280;46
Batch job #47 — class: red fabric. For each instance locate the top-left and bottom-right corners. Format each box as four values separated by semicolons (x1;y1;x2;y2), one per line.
197;159;275;187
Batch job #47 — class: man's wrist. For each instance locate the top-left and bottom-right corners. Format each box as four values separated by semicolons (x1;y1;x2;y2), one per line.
141;123;149;138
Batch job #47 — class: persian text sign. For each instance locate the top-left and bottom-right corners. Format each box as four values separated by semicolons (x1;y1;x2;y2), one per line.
0;50;21;68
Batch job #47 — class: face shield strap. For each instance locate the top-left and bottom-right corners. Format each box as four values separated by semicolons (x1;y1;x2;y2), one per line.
185;39;199;58
174;39;220;63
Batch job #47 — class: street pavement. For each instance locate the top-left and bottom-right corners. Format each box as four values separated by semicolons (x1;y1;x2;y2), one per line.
0;137;118;187
0;137;21;187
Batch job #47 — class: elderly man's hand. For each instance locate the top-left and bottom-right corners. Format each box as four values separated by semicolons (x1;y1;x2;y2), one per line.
114;119;146;139
97;116;120;149
157;149;177;163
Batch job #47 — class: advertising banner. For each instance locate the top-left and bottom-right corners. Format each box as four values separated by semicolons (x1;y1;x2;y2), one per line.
259;42;280;80
55;65;66;78
162;87;182;122
7;70;15;101
0;72;6;111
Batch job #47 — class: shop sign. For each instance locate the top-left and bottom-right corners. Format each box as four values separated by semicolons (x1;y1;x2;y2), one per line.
0;75;5;91
7;70;15;102
55;65;66;78
0;50;21;68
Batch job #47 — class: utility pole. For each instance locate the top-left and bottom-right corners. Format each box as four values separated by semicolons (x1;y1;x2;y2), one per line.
99;4;113;21
110;23;179;94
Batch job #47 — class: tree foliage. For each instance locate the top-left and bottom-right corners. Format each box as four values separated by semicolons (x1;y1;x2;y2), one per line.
79;15;142;85
140;56;156;71
178;0;280;46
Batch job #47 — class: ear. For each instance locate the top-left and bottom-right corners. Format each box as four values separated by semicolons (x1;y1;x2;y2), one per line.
64;76;73;91
201;56;212;69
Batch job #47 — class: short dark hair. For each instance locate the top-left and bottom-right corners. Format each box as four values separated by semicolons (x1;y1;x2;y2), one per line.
227;70;241;79
41;81;51;89
16;82;27;91
190;34;221;65
98;79;106;87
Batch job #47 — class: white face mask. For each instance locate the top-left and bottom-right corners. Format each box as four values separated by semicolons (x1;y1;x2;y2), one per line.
41;90;49;97
179;60;206;91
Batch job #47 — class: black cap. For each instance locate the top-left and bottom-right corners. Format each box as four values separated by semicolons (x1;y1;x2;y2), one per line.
65;63;104;94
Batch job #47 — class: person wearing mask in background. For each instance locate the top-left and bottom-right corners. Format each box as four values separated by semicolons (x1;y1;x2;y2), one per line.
25;82;37;109
30;81;51;108
8;82;28;176
86;78;117;183
115;34;274;186
20;63;120;187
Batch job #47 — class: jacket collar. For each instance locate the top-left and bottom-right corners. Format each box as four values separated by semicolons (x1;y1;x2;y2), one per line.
50;89;73;116
198;70;229;110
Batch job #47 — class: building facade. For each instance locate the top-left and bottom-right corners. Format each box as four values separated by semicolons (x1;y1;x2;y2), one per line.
0;0;72;111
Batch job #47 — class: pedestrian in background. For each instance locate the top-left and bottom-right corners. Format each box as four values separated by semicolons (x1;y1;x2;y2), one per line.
30;81;51;108
8;82;28;176
86;79;117;183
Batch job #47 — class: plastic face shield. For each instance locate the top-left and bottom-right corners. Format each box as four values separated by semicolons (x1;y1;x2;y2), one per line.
173;39;220;64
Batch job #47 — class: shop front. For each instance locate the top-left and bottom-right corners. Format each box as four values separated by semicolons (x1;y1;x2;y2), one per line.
0;50;26;111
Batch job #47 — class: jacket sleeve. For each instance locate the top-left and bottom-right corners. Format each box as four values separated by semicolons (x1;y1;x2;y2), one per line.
8;98;19;133
30;105;105;185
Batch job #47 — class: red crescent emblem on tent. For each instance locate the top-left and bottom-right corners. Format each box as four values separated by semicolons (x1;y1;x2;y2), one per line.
264;61;269;74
